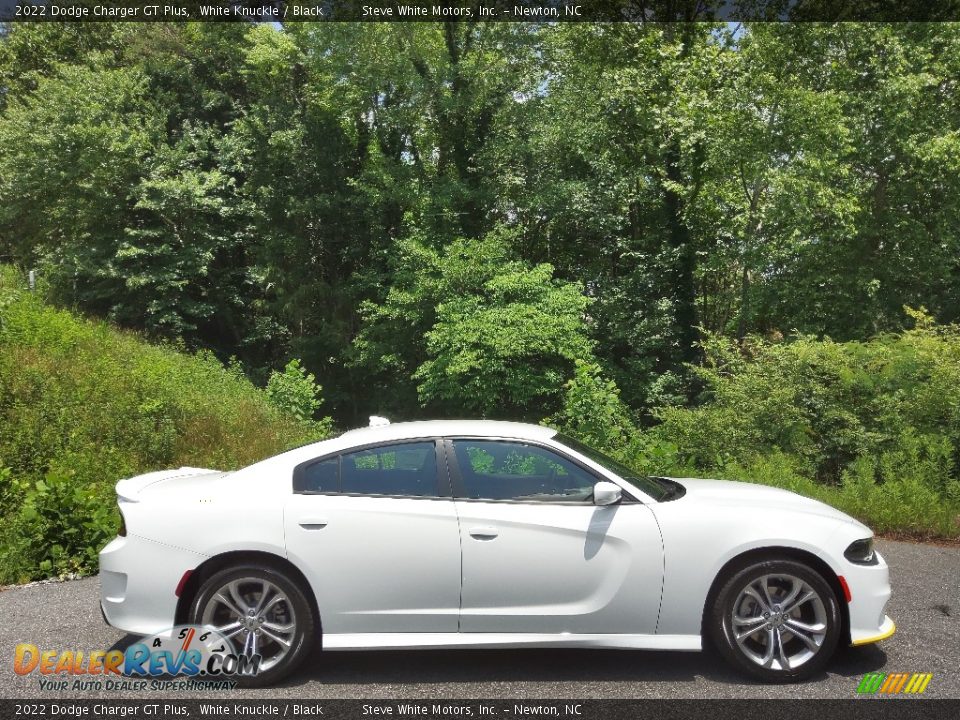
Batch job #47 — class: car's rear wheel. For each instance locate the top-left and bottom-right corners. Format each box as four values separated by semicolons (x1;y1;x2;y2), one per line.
189;564;315;687
709;558;841;682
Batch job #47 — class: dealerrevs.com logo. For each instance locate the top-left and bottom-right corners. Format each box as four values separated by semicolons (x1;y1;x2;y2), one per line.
13;625;260;691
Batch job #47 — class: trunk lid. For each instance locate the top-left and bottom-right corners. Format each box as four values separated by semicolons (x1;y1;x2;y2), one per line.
115;467;228;502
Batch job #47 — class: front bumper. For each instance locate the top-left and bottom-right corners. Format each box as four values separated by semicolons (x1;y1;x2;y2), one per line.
844;550;895;646
99;534;207;636
851;615;896;646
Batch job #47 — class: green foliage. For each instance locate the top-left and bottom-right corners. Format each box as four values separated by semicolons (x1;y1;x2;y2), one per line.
835;433;960;536
1;471;118;582
0;275;329;583
645;323;960;537
119;122;252;339
266;359;329;428
4;24;960;423
0;61;158;294
546;360;638;453
3;23;960;560
355;232;594;419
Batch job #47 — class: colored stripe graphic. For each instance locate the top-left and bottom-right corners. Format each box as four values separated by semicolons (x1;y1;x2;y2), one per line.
857;672;886;693
857;672;932;695
909;674;933;694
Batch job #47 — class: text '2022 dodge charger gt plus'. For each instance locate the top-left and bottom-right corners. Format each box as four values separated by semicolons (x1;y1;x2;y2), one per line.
99;419;894;686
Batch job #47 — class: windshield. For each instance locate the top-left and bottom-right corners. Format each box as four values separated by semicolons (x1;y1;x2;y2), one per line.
553;433;673;502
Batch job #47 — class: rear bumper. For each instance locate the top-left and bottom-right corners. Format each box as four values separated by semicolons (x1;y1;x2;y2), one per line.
99;534;207;636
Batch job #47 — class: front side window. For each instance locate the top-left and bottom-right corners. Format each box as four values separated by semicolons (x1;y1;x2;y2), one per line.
451;439;597;502
295;441;439;497
553;433;673;501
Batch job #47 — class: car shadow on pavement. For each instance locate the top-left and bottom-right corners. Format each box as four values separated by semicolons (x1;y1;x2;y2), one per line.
108;634;142;654
281;644;889;688
107;634;888;689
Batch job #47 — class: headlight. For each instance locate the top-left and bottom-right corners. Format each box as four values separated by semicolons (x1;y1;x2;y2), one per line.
844;537;878;565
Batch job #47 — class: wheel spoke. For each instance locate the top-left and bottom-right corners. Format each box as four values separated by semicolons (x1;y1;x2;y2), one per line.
784;617;827;649
242;630;258;657
261;627;292;648
213;592;245;619
775;628;791;670
736;623;769;642
203;621;244;643
778;577;803;609
760;628;777;667
262;620;295;634
733;612;769;643
253;584;274;615
785;617;825;634
227;580;252;615
783;589;816;615
211;620;242;633
259;593;285;616
758;576;776;609
743;585;772;613
222;626;245;641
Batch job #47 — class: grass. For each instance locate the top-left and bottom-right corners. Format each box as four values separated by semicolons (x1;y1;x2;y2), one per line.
0;266;329;583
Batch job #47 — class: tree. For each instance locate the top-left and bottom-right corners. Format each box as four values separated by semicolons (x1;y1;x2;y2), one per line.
354;230;593;419
0;61;159;317
499;23;721;410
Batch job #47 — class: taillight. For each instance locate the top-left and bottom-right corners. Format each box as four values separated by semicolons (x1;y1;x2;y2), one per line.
118;509;127;537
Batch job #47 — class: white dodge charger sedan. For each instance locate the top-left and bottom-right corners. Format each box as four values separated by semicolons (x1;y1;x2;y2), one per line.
99;420;894;685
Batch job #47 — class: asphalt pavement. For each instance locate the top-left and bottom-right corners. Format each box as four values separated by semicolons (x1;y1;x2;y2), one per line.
1;539;957;700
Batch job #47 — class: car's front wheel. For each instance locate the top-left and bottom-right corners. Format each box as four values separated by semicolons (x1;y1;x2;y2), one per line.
709;558;841;682
189;564;315;687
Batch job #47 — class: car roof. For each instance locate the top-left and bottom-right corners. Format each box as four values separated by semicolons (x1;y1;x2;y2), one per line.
338;419;558;444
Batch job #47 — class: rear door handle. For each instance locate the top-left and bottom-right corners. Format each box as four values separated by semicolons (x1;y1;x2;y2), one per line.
468;526;499;540
298;517;328;530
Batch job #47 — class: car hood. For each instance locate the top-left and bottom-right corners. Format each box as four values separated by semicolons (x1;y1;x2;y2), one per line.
664;476;865;527
115;467;230;502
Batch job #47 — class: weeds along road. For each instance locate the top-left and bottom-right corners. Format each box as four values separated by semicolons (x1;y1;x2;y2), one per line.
1;539;957;700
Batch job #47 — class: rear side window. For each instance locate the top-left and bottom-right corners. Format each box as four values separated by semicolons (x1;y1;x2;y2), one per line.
451;439;598;502
294;441;439;497
299;457;338;493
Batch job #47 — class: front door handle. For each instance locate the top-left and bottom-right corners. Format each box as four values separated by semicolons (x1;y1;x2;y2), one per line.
298;517;328;530
468;526;499;540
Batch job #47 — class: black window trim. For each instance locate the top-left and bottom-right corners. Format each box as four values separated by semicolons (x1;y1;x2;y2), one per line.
442;436;641;505
292;437;453;500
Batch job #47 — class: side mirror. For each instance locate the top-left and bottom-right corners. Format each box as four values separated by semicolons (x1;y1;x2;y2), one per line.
593;481;622;506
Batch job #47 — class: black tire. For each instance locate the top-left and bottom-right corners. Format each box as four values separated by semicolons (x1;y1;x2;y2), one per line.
189;564;316;687
708;558;841;682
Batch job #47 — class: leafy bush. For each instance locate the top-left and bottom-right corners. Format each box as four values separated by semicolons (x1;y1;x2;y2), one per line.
0;269;331;583
1;470;118;580
546;360;637;453
545;360;694;478
266;359;329;428
644;321;960;537
551;317;960;538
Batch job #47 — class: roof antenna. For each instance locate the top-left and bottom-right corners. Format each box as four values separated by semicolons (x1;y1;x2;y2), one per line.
369;416;391;427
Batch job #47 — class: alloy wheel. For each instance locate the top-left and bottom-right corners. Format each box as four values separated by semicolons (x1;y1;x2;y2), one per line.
730;573;828;671
199;576;298;672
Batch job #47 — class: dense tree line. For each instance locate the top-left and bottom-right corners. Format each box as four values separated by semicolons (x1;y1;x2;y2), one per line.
2;22;959;425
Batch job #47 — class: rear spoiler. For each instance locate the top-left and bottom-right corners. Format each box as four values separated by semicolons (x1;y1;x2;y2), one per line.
115;467;218;502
